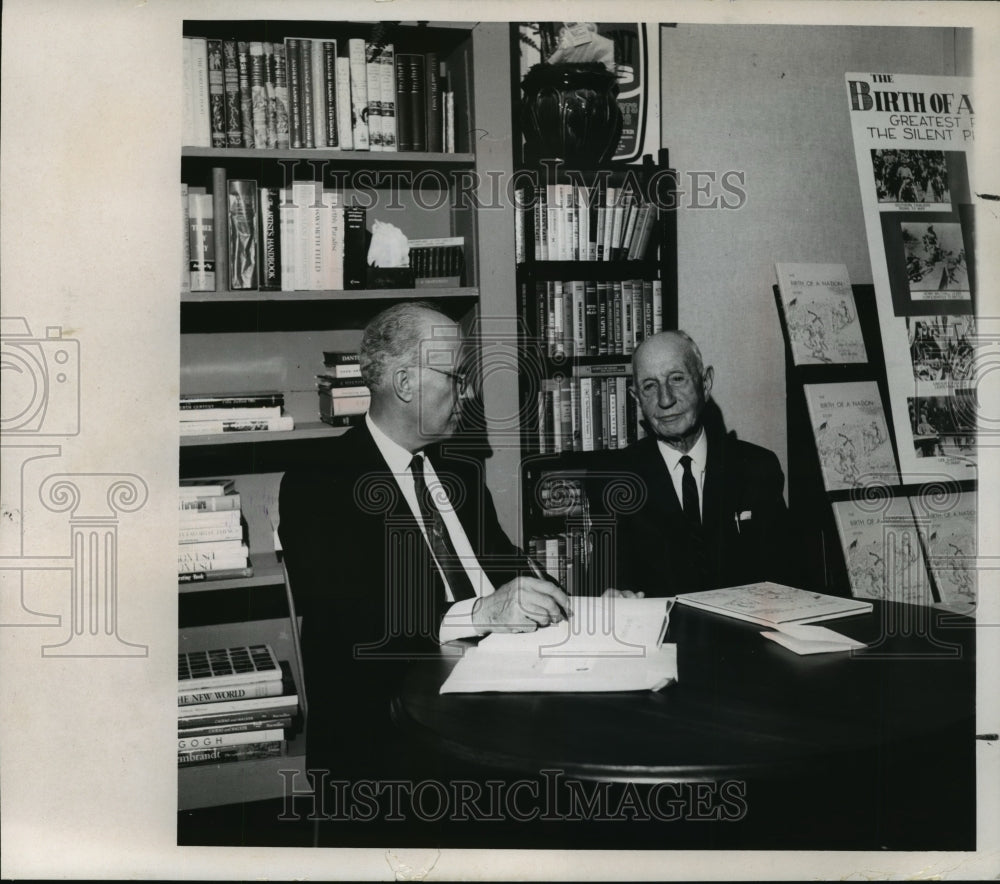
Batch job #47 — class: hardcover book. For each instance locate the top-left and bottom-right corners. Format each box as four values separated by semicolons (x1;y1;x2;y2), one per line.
227;179;258;290
676;582;873;627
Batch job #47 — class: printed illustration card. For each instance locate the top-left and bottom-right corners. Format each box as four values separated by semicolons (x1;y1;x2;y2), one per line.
775;263;867;365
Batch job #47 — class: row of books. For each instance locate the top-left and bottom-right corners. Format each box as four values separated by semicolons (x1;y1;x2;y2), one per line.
537;370;648;454
529;279;665;358
316;351;369;427
183;36;457;153
515;184;659;263
178;478;253;584
178;644;299;768
527;529;591;597
184;173;370;294
408;237;465;287
179;391;294;436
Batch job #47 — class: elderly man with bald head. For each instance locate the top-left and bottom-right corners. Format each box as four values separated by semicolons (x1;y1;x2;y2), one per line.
590;329;800;597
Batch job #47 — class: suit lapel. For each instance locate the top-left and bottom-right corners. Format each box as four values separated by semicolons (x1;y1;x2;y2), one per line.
635;438;683;523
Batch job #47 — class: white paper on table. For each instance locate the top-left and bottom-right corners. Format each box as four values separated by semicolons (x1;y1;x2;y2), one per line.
761;623;867;655
439;597;676;693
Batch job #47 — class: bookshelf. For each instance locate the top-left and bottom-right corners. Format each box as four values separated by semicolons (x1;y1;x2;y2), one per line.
512;151;678;589
178;19;501;812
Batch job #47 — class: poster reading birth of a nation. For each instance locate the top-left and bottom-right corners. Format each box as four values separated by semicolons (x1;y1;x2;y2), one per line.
846;73;976;482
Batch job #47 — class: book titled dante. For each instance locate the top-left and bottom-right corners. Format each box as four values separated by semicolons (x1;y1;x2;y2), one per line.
775;263;867;365
676;583;873;627
803;381;899;491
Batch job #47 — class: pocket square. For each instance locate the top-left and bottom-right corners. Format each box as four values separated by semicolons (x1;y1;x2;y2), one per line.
738;510;752;521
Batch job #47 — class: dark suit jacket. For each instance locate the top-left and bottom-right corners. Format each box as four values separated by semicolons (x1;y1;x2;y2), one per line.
587;425;800;596
278;423;527;776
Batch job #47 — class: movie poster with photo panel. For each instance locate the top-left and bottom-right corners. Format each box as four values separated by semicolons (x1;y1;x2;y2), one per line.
846;73;976;482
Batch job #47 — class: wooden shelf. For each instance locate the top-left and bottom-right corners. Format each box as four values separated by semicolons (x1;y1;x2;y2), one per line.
177;738;307;811
182;146;475;164
182;286;477;304
180;420;349;447
179;551;284;594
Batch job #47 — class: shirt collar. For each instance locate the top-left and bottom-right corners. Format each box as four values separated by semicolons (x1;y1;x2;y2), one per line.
366;412;420;474
657;427;708;474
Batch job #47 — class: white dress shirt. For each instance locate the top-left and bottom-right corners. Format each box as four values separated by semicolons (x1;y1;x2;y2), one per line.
366;414;493;641
655;428;708;517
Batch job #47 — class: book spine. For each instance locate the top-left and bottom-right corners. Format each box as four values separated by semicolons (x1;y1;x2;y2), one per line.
227;179;258;290
182;38;195;146
408;54;425;152
178;524;244;544
188;37;212;147
188;190;214;292
222;40;243;147
291;181;314;290
584;280;598;355
579;377;594;452
322;41;338;147
343;205;367;289
178;719;288;738
181;184;190;294
177;742;285;767
257;187;280;291
329;199;344;290
248;42;269;148
348;38;369;149
271;42;290;149
335;55;353;150
321;351;360;364
365;41;382;151
177;565;254;584
178;555;251;574
394;53;411;151
652;280;663;333
180;405;281;421
285;39;302;149
380;44;396;151
180;393;284;408
425;52;441;152
178;727;284;750
279;187;295;290
211;167;229;292
310;39;326;149
179;681;283;706
177;540;248;559
298;38;315;149
178;494;241;512
597;281;609;355
206;39;226;148
236;41;254;148
179;416;295;435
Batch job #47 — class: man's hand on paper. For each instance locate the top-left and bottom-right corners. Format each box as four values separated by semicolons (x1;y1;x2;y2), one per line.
472;577;571;632
602;588;646;599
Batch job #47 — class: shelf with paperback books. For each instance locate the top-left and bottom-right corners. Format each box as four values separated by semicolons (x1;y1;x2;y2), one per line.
181;285;475;304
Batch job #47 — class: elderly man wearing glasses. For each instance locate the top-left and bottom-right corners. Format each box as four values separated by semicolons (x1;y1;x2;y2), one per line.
279;301;567;783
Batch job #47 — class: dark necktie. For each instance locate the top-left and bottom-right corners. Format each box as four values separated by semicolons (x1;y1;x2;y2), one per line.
679;455;701;528
409;454;476;602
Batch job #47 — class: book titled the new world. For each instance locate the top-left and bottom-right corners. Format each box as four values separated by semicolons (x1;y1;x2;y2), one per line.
675;582;872;628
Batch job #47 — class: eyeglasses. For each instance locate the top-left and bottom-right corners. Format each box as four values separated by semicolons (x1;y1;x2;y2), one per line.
421;365;470;395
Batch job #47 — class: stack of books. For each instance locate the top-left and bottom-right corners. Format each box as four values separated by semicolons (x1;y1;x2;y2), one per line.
179;392;293;436
529;278;664;358
316;352;369;427
515;182;659;263
183;36;457;154
178;644;299;768
178;479;252;584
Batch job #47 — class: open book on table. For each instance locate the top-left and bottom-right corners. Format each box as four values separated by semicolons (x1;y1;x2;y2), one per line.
675;582;872;628
439;596;677;694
